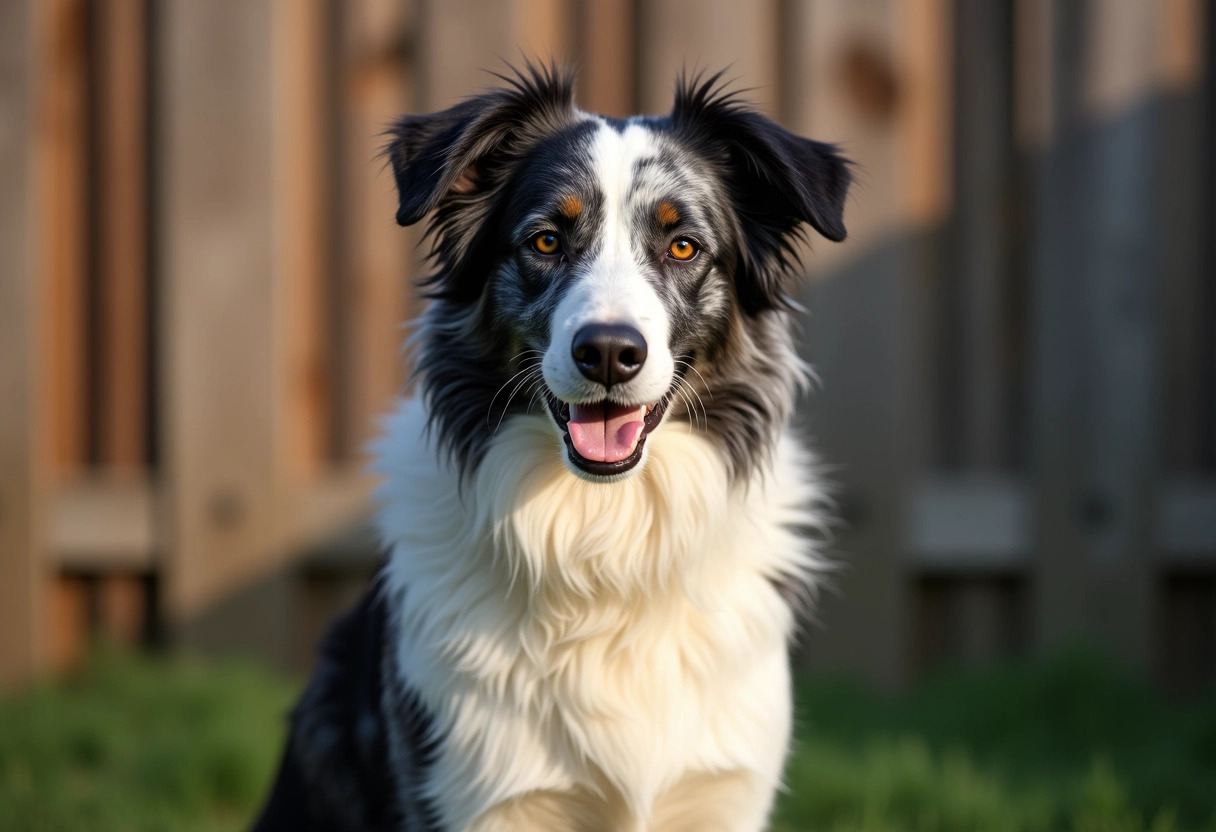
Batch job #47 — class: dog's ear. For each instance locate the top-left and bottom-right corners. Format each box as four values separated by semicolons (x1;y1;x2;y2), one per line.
385;64;576;302
671;73;852;314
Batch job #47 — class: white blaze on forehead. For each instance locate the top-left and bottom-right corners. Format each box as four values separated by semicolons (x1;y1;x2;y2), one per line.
541;121;676;406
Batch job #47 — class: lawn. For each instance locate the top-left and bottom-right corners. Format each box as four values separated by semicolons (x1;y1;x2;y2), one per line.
1;651;1213;831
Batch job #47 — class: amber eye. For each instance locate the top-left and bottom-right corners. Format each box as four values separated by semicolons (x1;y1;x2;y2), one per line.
668;238;698;261
532;232;562;255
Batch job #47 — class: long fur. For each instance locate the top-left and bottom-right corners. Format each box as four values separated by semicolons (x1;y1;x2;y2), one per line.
252;65;851;832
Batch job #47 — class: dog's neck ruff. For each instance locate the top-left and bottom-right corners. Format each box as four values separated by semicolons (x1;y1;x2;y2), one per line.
371;398;827;828
374;397;820;602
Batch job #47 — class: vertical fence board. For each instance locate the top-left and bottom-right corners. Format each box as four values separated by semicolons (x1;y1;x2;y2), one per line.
1028;0;1096;663
1032;0;1163;670
276;0;332;475
1207;0;1216;475
1075;0;1161;669
95;0;149;471
508;0;574;64
1158;0;1210;474
417;0;515;108
576;0;634;117
160;0;281;634
39;0;89;479
635;0;780;116
788;0;950;688
0;0;46;689
337;0;414;458
950;0;1013;469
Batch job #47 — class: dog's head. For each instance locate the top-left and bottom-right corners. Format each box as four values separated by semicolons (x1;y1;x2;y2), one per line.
388;66;851;482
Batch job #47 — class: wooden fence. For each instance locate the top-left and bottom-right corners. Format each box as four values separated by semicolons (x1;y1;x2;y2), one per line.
0;0;1212;692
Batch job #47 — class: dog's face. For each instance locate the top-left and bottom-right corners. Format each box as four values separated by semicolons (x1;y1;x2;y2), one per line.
388;68;850;482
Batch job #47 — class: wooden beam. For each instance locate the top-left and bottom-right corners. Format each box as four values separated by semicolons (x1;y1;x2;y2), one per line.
1158;482;1216;559
51;478;155;571
95;0;149;470
0;0;47;690
909;477;1030;569
47;471;370;573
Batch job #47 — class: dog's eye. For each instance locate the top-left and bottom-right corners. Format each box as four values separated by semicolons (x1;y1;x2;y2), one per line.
532;232;562;255
667;238;698;261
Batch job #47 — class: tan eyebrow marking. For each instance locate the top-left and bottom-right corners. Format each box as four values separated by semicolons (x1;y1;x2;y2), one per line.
657;201;680;226
558;194;583;219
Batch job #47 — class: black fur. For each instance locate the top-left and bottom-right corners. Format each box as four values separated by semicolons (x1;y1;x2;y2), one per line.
670;71;852;314
251;579;439;831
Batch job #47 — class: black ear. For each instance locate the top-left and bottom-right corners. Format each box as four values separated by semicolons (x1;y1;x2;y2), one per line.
671;73;852;314
385;64;576;299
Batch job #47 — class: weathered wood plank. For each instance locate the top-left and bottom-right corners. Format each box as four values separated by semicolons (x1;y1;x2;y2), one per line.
159;0;281;631
636;0;781;116
909;476;1030;568
98;574;147;646
95;0;149;470
335;0;414;458
576;0;634;117
897;0;953;229
789;0;950;688
38;0;89;479
1157;0;1209;472
950;0;1013;468
51;478;155;570
0;0;47;689
1031;0;1164;671
48;576;89;673
276;0;332;475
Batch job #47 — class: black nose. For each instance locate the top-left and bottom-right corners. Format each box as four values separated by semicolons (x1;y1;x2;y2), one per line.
571;324;648;388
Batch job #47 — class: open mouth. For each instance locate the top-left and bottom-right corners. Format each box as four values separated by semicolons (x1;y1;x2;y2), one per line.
547;397;668;476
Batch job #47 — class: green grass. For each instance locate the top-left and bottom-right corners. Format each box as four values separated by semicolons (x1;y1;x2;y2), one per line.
773;654;1216;832
1;650;1213;831
0;652;297;832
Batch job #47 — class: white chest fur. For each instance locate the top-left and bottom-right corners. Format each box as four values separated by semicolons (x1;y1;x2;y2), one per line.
373;399;827;831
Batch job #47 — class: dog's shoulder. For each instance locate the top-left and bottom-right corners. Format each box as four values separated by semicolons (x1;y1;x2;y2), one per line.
252;578;408;831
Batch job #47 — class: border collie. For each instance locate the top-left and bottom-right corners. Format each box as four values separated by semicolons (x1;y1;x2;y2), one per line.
253;66;851;832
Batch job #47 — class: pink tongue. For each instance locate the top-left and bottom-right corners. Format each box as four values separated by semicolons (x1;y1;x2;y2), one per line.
567;402;647;463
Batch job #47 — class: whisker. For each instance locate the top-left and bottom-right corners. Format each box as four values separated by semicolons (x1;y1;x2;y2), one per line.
675;375;708;429
523;377;550;414
507;348;546;363
671;379;699;432
486;360;543;428
674;359;713;401
492;369;543;435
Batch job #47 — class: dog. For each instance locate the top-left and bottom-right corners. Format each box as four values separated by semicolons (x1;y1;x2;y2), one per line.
252;65;850;832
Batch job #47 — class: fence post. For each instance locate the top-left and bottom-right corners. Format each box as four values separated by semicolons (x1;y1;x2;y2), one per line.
0;0;47;689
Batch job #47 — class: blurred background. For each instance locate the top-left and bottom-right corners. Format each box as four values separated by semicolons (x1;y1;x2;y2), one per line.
1;0;1214;829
